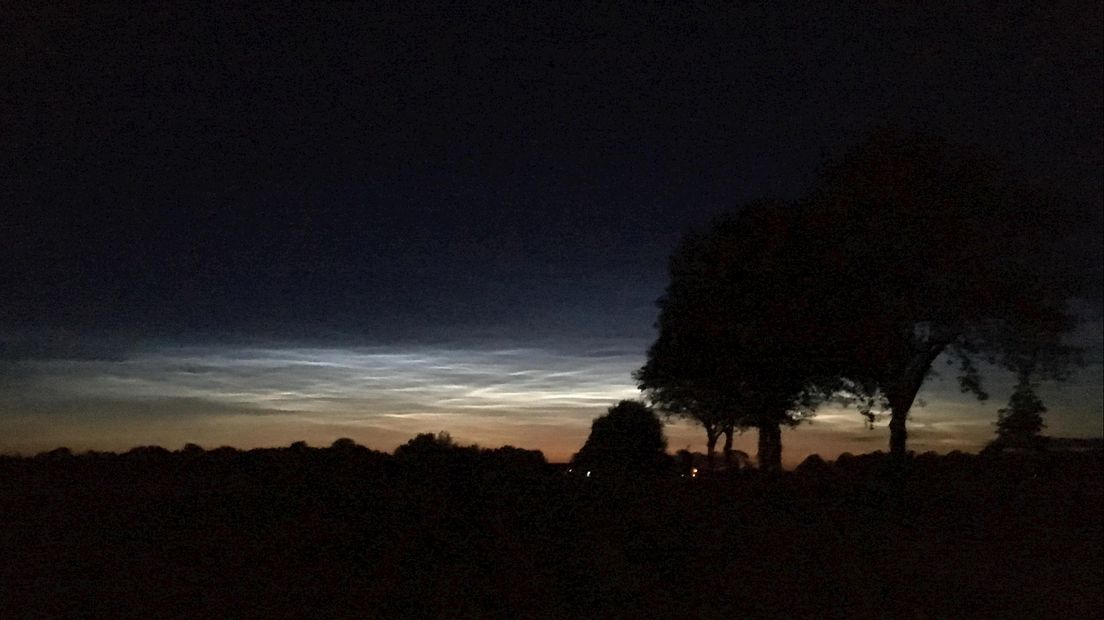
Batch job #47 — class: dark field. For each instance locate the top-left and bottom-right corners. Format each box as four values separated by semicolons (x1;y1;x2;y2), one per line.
1;448;1100;619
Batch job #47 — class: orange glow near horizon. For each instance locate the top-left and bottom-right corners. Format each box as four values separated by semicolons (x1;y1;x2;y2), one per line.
1;341;1101;466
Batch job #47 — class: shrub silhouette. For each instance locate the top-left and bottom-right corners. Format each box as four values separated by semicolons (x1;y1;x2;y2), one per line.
36;447;73;460
180;443;205;456
330;437;360;451
483;445;547;471
795;453;830;475
394;431;457;459
571;400;672;476
393;432;482;474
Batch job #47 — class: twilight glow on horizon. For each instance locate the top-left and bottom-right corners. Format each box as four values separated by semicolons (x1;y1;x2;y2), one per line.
2;327;1100;466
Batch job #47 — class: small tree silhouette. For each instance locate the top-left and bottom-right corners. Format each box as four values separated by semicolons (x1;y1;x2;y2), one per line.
331;437;359;451
395;431;454;456
393;432;473;467
571;400;671;475
993;371;1048;451
180;443;205;455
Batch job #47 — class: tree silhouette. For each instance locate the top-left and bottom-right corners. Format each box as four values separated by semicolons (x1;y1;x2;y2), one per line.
482;445;547;471
330;437;360;451
180;443;205;456
635;387;734;471
804;128;1083;456
992;369;1048;451
636;202;836;472
571;400;671;475
394;431;460;460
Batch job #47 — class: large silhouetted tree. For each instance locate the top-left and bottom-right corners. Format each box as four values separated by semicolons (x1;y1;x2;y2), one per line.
805;128;1082;456
571;400;671;475
637;202;836;473
639;130;1083;464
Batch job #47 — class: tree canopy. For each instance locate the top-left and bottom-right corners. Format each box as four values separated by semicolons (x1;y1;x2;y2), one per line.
803;128;1083;454
636;201;839;472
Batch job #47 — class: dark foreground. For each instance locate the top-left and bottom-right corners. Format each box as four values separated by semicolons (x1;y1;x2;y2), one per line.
1;447;1100;619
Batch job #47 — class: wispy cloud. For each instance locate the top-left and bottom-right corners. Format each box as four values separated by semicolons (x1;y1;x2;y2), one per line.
0;339;643;457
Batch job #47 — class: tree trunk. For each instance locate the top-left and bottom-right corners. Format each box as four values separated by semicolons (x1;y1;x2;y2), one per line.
888;405;909;457
768;422;782;472
887;344;947;457
757;420;782;473
705;426;719;471
722;426;734;467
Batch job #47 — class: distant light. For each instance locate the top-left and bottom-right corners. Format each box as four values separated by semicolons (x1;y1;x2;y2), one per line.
586;470;591;478
691;467;698;478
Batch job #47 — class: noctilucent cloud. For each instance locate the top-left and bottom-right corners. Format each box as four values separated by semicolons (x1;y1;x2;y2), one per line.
2;322;1100;464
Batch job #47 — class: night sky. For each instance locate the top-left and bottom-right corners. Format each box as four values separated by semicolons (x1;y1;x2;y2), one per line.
3;3;1101;463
